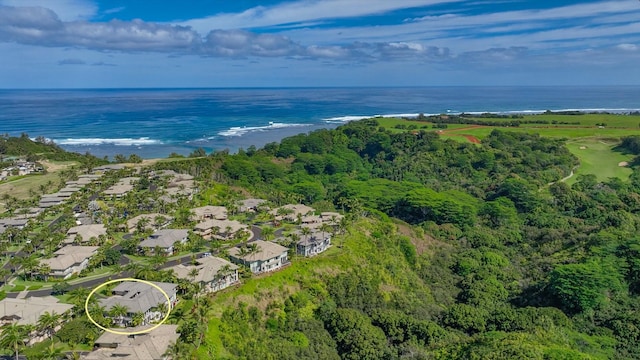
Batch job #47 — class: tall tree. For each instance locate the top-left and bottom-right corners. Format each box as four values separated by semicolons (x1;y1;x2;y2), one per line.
0;323;27;360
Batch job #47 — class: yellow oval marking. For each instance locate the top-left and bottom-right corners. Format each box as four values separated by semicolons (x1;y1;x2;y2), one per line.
84;278;172;335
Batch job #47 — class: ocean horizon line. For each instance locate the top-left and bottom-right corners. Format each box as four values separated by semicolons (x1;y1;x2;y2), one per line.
2;85;640;91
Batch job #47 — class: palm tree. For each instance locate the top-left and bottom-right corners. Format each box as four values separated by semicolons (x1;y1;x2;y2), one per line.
0;323;27;360
247;243;259;258
164;340;190;360
300;227;312;243
37;311;61;340
67;287;91;306
38;263;51;282
109;304;130;327
89;304;111;328
41;340;63;360
260;226;275;241
156;302;169;323
136;217;151;234
188;268;199;283
131;311;145;327
20;255;40;280
150;253;167;270
319;223;332;241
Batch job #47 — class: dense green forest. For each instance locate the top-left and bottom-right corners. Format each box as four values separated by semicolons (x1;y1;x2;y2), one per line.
146;120;640;359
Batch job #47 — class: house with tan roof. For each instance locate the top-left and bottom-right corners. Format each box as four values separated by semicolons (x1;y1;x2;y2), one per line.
65;224;107;244
191;205;227;221
103;177;139;198
193;219;247;240
0;296;74;345
39;245;99;279
270;204;315;221
138;229;189;256
83;324;179;360
228;240;289;274
168;256;239;293
238;198;267;213
99;281;177;327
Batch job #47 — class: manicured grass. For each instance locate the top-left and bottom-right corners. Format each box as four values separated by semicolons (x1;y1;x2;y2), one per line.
440;126;640;141
564;139;634;184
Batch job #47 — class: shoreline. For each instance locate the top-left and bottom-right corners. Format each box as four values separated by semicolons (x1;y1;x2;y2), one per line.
56;110;640;160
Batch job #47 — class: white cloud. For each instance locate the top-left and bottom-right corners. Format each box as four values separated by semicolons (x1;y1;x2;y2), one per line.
181;0;464;33
0;0;97;21
617;43;639;51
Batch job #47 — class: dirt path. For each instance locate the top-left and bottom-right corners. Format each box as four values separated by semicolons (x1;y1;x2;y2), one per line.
462;135;481;144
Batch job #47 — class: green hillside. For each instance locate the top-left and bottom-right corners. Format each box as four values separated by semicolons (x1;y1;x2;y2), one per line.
152;118;640;359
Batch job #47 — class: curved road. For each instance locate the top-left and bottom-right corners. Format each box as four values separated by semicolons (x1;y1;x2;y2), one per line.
5;224;267;298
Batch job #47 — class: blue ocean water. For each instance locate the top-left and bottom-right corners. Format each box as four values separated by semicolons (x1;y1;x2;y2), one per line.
0;87;638;159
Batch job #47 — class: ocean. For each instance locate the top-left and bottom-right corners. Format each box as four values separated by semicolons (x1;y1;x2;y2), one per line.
0;86;638;159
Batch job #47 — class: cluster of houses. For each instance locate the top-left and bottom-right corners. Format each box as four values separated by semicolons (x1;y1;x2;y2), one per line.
0;165;345;359
0;160;43;182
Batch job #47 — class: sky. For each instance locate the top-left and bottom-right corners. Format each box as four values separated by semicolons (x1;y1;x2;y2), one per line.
0;0;639;88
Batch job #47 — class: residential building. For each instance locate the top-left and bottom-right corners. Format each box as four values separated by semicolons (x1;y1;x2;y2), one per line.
228;240;289;274
103;177;139;198
138;229;189;256
83;324;179;360
320;211;344;224
237;198;267;213
270;204;315;221
0;217;29;229
0;296;73;345
99;281;178;327
65;224;107;244
191;206;227;221
296;230;332;257
39;245;99;279
93;164;127;172
169;256;239;293
193;219;247;240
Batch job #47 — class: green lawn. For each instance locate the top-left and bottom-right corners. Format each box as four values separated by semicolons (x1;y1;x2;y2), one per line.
564;139;634;184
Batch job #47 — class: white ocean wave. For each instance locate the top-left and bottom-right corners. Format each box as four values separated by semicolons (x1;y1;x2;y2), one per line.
323;108;640;123
54;137;162;146
218;122;312;137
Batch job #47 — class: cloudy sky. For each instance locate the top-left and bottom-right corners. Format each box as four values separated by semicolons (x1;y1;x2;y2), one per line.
1;0;639;88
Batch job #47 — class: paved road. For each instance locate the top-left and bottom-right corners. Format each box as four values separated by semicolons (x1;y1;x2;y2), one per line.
3;225;265;298
5;251;206;298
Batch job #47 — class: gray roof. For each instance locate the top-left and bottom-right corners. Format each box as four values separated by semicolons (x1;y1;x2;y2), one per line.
228;240;288;262
99;281;177;314
0;218;29;227
139;229;189;249
169;256;238;283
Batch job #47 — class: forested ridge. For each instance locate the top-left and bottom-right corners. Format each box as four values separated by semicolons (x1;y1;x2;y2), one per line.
159;120;640;358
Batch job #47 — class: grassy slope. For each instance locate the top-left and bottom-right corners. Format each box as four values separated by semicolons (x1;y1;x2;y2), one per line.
202;219;434;357
0;160;77;212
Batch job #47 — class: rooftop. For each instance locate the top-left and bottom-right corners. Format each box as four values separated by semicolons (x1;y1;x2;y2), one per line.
0;296;73;326
99;281;177;314
229;240;289;262
169;256;238;283
85;324;179;360
40;245;99;270
139;229;189;249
